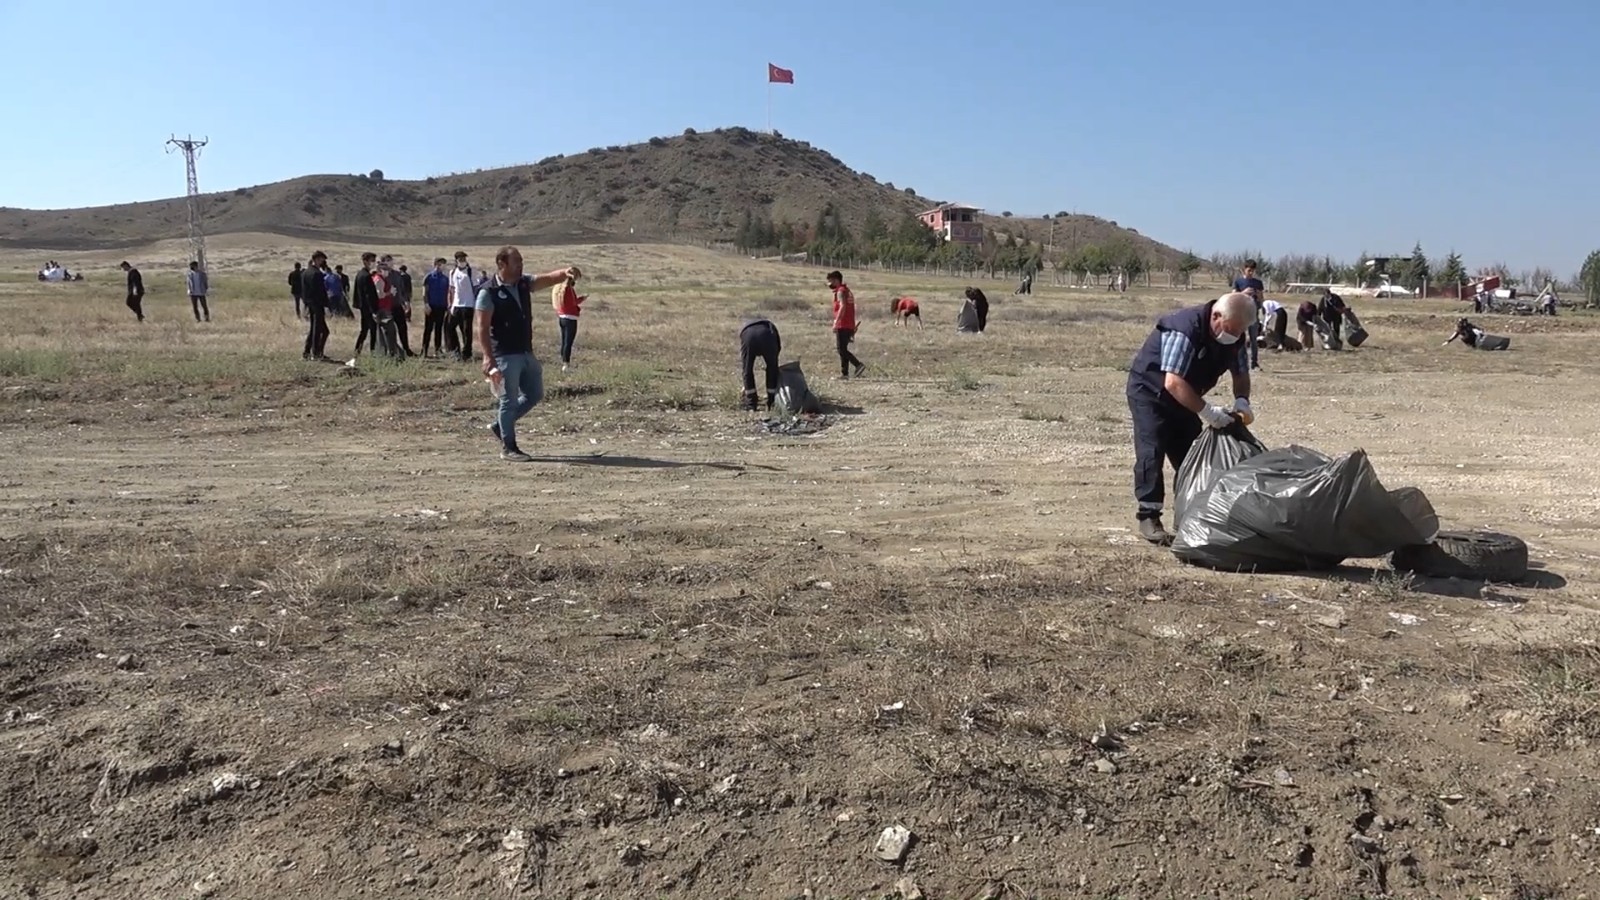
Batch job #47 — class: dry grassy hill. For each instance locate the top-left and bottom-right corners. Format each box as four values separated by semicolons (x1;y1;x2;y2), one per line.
0;127;1184;264
981;212;1192;270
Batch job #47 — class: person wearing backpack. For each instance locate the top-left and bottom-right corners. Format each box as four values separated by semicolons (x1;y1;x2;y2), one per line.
447;250;479;362
474;246;582;462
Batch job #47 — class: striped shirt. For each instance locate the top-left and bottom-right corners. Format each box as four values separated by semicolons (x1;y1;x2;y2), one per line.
1159;331;1248;379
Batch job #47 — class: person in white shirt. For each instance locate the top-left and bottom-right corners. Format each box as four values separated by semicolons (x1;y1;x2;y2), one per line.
446;250;480;362
1261;298;1287;350
186;261;210;322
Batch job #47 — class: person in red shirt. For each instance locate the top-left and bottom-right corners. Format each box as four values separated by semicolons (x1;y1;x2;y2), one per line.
370;256;406;359
827;270;865;378
551;272;586;371
889;296;922;327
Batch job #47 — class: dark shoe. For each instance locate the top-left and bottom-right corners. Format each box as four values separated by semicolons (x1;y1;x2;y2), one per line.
1138;517;1172;545
488;422;502;441
501;448;533;463
852;363;867;377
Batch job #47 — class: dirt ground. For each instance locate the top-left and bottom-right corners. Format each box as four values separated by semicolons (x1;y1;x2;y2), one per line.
4;237;1600;900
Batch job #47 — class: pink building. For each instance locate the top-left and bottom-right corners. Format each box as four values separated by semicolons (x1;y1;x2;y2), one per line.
917;203;983;245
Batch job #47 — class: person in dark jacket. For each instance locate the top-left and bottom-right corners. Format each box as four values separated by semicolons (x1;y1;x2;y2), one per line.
738;317;782;412
1125;292;1255;545
965;286;990;332
288;262;305;320
352;252;380;356
1317;288;1349;349
335;265;353;317
120;261;145;322
301;251;331;360
1295;300;1318;348
421;258;450;357
474;246;582;462
394;264;415;356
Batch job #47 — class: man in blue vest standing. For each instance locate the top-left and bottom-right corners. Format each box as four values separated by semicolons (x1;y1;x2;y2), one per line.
475;245;582;462
1126;292;1256;545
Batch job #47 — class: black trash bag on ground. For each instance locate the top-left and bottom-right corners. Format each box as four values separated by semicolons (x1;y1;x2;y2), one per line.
1172;420;1267;527
1171;426;1439;572
774;361;821;415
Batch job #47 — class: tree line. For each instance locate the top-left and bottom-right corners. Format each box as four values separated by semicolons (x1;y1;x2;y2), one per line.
737;205;1596;300
735;205;1051;277
735;204;1196;283
1209;242;1572;296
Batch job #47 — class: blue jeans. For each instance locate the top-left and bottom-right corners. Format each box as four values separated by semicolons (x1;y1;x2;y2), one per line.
495;352;544;450
1248;322;1261;367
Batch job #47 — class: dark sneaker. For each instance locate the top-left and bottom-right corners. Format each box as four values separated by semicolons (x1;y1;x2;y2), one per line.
852;363;867;377
1138;517;1172;545
488;422;502;441
501;448;533;463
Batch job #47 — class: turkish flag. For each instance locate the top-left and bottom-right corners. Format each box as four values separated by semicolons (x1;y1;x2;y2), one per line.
768;63;794;84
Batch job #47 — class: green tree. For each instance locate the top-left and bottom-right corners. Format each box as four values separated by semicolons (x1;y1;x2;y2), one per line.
735;209;755;252
893;213;938;251
1176;252;1202;287
1580;250;1600;307
861;209;888;245
1436;251;1466;288
1402;242;1430;290
1082;244;1112;282
1102;241;1142;286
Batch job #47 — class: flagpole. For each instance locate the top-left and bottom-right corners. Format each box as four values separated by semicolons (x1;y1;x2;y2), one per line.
766;77;772;134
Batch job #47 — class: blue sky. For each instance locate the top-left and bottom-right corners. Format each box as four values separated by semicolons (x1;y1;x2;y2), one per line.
3;0;1595;274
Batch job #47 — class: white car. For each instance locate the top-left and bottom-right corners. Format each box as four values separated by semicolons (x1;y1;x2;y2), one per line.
1372;276;1413;298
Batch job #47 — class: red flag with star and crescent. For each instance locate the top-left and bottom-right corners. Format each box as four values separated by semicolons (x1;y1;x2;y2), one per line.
768;63;794;84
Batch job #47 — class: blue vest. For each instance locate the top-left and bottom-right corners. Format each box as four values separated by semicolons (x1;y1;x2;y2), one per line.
1126;301;1242;403
483;276;534;357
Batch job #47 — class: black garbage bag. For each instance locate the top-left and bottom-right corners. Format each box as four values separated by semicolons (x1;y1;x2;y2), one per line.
1172;420;1268;526
774;361;821;415
1171;426;1439;572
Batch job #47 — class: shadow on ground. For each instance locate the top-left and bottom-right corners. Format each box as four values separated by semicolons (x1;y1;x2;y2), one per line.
529;455;773;472
1303;562;1568;600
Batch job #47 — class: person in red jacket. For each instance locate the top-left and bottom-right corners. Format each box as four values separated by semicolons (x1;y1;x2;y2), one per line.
827;270;865;378
551;271;586;371
889;296;922;327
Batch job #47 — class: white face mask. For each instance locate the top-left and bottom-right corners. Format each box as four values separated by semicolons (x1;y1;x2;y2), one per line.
1214;328;1240;345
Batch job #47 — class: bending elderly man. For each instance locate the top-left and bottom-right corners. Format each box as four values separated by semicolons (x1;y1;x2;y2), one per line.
1125;291;1255;545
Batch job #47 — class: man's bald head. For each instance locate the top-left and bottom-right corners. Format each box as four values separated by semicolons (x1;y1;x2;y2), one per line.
1214;292;1257;325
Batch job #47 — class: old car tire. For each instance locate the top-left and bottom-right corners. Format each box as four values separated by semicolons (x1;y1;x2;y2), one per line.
1390;530;1529;582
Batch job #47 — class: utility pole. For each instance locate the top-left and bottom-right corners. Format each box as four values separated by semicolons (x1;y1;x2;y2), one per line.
166;135;209;271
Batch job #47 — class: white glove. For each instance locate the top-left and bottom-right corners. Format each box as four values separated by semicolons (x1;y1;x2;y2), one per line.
1232;397;1252;417
1198;405;1235;430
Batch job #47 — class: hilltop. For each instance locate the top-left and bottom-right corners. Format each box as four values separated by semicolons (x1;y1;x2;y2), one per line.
0;128;1185;265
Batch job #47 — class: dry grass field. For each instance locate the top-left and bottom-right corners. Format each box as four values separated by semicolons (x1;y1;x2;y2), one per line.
4;234;1600;899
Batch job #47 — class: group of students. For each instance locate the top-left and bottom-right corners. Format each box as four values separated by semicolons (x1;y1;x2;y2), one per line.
289;250;587;367
1228;259;1358;360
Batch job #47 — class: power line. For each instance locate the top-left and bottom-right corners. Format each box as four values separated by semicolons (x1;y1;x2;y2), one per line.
166;135;209;271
